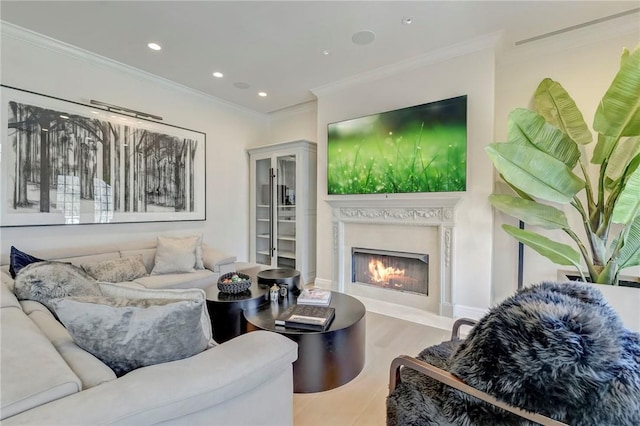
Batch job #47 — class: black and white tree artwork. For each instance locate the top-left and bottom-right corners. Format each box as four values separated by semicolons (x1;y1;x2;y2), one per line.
4;98;203;225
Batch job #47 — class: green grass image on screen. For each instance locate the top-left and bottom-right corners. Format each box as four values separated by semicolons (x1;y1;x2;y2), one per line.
327;96;467;195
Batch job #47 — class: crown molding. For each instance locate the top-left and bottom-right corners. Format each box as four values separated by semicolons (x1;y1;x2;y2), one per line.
0;21;267;120
498;12;639;67
268;99;317;119
311;31;503;98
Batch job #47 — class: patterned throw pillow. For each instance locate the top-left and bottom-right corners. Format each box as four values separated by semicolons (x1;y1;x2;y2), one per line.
48;296;210;376
151;235;202;275
81;255;148;283
9;246;44;279
13;261;101;309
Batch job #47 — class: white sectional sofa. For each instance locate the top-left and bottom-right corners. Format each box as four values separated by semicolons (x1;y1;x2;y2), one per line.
0;238;299;425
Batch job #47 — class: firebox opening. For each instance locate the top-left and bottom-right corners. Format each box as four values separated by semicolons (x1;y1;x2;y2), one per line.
351;247;428;296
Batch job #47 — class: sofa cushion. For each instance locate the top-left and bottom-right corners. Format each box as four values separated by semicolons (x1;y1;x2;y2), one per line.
0;305;81;420
151;235;202;275
49;296;210;377
8;246;44;279
56;252;120;268
21;300;117;389
202;244;237;272
133;269;216;290
1;281;20;309
13;262;101;310
81;255;148;283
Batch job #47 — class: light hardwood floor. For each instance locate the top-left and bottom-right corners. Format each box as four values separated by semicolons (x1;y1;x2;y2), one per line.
293;312;450;426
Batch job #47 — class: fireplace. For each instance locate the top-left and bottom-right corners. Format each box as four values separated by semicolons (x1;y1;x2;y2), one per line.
352;247;428;296
327;196;460;317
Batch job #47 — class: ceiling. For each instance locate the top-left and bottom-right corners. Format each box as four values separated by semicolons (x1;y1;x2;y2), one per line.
1;1;638;114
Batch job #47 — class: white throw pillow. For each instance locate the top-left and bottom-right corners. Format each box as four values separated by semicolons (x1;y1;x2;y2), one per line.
151;235;202;275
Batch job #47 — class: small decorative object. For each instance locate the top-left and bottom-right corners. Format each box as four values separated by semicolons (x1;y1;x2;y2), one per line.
279;284;288;298
217;272;251;294
270;284;280;302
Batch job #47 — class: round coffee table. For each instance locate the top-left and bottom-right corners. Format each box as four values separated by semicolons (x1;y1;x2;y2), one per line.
244;291;366;393
205;280;268;343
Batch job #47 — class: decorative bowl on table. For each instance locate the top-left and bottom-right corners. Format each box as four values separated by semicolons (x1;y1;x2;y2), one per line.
217;272;252;294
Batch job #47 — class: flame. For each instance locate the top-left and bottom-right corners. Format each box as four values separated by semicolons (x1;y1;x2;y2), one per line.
368;259;405;283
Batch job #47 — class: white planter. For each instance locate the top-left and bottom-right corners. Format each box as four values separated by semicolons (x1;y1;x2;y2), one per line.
597;284;640;332
557;270;639;332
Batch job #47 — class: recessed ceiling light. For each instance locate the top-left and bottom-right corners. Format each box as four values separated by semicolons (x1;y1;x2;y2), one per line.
147;42;162;51
258;92;267;97
321;50;330;56
212;71;224;78
352;30;376;46
401;17;413;25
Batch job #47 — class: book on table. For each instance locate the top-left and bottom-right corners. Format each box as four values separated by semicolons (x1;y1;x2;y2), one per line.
296;288;332;306
275;304;336;331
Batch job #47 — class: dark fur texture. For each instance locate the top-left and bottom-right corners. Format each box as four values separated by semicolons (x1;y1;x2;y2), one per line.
387;282;640;425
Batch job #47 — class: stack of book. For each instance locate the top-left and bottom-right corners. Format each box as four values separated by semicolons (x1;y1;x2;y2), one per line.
275;304;336;331
296;288;332;306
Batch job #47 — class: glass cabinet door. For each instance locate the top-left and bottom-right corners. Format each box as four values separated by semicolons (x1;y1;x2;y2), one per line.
276;154;296;269
254;158;272;266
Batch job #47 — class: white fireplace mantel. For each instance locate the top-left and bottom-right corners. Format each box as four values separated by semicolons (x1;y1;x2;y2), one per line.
326;195;462;317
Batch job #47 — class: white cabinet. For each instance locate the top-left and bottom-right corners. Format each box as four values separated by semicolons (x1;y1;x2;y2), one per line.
248;140;316;284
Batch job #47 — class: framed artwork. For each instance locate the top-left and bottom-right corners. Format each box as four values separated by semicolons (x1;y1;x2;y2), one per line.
1;85;206;227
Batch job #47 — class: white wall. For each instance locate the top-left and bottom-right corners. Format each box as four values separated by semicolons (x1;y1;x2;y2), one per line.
0;25;269;261
492;24;640;303
313;44;497;314
267;101;317;145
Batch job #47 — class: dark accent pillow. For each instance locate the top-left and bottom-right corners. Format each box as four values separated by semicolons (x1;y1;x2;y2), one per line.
9;246;44;279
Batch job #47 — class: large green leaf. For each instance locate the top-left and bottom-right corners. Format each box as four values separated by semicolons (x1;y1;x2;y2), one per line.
612;165;640;224
594;47;640;137
619;216;640;268
508;108;580;168
592;133;618;165
489;194;569;229
605;136;640;181
534;78;592;145
502;224;581;268
486;143;585;203
499;174;534;201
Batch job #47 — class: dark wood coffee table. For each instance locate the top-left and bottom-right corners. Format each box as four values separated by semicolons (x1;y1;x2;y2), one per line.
244;291;366;393
205;280;269;343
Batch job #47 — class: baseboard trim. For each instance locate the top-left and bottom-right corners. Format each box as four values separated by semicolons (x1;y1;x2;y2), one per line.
453;304;488;320
313;277;333;290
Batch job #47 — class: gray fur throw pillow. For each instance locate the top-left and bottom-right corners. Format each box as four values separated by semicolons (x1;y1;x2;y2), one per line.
446;281;640;425
49;296;210;376
13;261;101;309
387;282;640;426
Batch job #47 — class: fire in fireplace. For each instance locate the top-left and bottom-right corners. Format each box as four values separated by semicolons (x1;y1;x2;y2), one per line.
351;247;428;296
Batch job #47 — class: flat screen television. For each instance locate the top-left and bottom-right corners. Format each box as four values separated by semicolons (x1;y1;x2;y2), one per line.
327;95;467;195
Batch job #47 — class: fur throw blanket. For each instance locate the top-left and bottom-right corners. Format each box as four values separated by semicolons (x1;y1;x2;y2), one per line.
387;282;640;426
